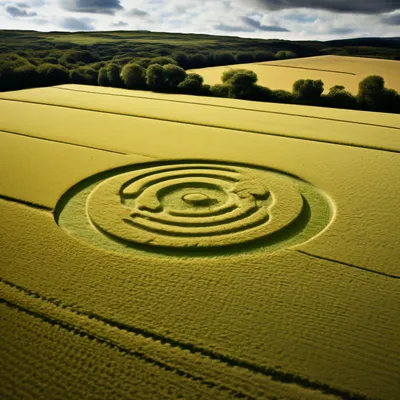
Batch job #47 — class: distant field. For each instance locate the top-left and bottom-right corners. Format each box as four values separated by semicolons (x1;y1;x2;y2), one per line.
1;84;400;400
189;55;400;94
46;34;217;46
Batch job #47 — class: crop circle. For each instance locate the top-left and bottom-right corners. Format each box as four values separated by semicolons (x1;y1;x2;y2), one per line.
56;160;333;255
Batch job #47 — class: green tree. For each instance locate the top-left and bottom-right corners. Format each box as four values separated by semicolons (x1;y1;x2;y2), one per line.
270;89;295;104
213;52;236;66
324;85;358;109
227;70;258;86
137;51;156;58
210;83;230;98
59;50;99;66
148;56;178;66
293;79;324;104
178;73;204;94
254;51;275;62
276;50;297;59
81;67;98;85
236;52;254;64
121;63;147;89
222;69;260;100
4;64;39;90
221;68;252;83
164;64;187;91
0;53;32;69
248;85;272;102
37;63;69;86
116;57;134;66
357;75;385;110
146;64;167;92
189;53;207;68
379;88;400;114
171;51;190;69
157;48;171;56
70;69;87;84
201;84;212;96
0;53;37;90
106;64;123;87
137;58;153;69
98;67;109;86
90;61;107;71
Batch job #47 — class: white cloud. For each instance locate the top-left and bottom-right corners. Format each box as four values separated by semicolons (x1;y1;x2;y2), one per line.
0;0;398;39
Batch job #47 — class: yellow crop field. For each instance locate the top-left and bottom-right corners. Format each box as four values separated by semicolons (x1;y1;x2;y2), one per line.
189;55;400;94
1;84;400;400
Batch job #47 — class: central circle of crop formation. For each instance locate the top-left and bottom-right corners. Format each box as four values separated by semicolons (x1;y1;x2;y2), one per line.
56;160;333;255
182;193;215;206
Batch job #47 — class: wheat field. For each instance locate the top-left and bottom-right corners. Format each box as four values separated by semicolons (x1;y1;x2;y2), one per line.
1;83;399;400
189;55;400;94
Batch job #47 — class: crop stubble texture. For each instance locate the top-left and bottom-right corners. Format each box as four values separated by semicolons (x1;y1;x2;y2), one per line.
1;84;399;400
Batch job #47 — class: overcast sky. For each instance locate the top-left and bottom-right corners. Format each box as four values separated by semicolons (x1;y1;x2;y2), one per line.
1;0;399;40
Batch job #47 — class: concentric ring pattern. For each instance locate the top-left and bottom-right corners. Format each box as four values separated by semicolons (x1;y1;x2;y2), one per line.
56;160;333;254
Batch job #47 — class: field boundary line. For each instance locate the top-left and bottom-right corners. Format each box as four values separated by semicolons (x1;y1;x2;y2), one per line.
254;63;358;75
0;194;52;211
52;86;400;131
2;98;400;155
0;129;157;160
0;280;253;400
297;250;400;279
0;300;253;400
0;277;372;400
0;129;128;155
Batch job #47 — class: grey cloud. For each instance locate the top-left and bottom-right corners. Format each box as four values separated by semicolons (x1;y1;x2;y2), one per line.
127;8;150;18
60;0;123;14
327;27;357;35
282;14;317;23
60;17;95;30
6;5;37;16
256;24;290;31
240;15;263;28
11;0;45;6
214;21;289;32
251;0;400;14
111;20;129;27
240;16;289;31
214;23;254;32
382;13;400;25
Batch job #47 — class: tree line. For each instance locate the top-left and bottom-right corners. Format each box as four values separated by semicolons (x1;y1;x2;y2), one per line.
114;63;400;114
0;51;398;113
0;49;295;92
